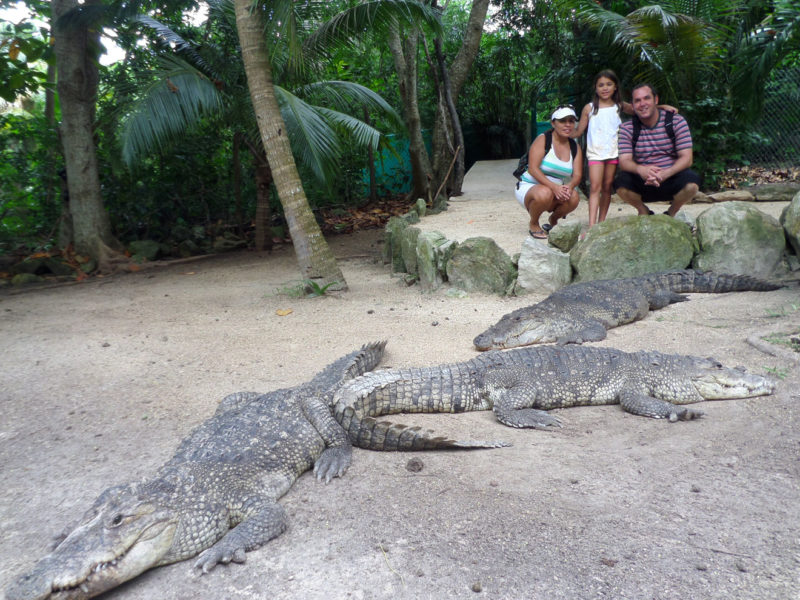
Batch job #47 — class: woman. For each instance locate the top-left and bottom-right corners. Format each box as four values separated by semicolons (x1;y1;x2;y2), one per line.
515;105;583;239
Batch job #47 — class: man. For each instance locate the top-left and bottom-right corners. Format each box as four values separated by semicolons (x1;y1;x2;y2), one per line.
615;83;700;217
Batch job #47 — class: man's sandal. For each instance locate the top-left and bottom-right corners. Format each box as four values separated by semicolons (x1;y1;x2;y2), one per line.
529;229;548;239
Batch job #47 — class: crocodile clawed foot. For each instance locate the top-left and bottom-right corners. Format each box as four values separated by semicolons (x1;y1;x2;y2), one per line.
313;446;352;483
194;546;246;574
668;407;705;422
497;408;563;430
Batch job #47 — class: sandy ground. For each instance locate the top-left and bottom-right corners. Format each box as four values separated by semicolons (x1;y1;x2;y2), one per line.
2;159;799;600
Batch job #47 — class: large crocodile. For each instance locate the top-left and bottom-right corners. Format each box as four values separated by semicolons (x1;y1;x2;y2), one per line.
5;342;507;600
473;270;783;350
333;345;775;433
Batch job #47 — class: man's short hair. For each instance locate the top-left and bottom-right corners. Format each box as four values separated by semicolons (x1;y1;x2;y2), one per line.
632;82;658;98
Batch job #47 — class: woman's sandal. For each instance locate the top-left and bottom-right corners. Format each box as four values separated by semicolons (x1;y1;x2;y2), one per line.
529;229;548;239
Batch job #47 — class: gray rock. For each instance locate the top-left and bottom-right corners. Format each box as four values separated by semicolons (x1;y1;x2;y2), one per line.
400;226;421;277
570;215;694;282
12;273;43;285
11;258;45;275
416;231;448;291
741;183;800;202
446;237;515;295
128;240;160;261
415;197;427;218
548;221;582;253
430;193;448;214
515;237;572;295
707;190;754;203
178;239;200;258
402;211;421;224
383;216;408;272
43;258;76;277
781;191;800;256
692;201;786;278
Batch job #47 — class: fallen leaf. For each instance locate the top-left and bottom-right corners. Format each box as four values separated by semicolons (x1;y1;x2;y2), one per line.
276;308;293;316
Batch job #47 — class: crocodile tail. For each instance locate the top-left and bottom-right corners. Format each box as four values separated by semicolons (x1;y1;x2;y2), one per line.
652;270;783;293
342;341;389;381
340;409;509;451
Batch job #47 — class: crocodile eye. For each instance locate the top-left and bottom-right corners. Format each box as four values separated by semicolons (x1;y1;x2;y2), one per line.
110;514;124;527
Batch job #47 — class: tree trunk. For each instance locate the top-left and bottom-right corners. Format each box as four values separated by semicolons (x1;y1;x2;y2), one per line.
234;0;346;289
388;28;432;201
431;0;490;195
52;0;122;269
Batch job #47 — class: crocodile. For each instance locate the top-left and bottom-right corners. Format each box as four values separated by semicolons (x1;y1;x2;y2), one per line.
333;345;775;433
473;270;783;351
6;342;507;600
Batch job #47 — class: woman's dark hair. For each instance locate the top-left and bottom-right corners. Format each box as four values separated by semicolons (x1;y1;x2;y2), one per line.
592;69;622;115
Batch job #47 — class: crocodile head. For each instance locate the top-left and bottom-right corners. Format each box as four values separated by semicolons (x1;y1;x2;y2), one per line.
474;311;559;350
687;357;775;399
6;483;179;600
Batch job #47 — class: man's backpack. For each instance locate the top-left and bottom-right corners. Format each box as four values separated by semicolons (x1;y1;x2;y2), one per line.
631;109;676;157
513;129;578;180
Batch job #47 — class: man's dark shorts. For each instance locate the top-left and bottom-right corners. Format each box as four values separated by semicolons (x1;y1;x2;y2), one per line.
614;169;701;202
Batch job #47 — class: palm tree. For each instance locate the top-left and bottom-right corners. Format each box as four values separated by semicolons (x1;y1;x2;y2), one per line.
121;10;403;254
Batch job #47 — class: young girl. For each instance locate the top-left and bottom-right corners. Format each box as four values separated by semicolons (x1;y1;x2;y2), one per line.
573;70;675;229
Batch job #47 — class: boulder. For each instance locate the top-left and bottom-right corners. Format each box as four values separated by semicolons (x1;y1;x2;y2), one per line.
706;190;754;203
383;216;408;272
740;183;800;202
416;231;449;291
400;226;421;277
692;201;786;278
781;191;800;256
515;237;572;295
446;237;515;295
128;240;160;261
570;215;694;282
547;221;582;253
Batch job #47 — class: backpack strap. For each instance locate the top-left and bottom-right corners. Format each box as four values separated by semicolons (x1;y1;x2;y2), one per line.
664;110;676;156
631;116;642;152
544;129;577;160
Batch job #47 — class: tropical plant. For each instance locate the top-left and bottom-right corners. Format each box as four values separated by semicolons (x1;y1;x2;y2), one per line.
567;0;800;186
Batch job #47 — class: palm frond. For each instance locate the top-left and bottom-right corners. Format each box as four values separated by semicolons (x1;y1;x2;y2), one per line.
305;0;442;56
135;15;213;75
314;106;384;151
295;80;404;131
121;55;223;165
275;85;342;185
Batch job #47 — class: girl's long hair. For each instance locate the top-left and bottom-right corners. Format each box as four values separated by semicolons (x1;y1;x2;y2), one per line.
591;69;623;115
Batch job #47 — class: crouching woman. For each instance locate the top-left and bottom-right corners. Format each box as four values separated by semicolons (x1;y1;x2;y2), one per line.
515;105;583;239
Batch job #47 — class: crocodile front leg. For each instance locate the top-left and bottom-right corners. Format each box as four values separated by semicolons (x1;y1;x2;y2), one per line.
194;501;287;573
483;369;563;429
618;389;704;422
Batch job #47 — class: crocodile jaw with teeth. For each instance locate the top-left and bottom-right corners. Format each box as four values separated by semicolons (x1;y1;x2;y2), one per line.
6;484;178;600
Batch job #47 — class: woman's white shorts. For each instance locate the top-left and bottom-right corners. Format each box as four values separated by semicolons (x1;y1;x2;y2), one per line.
515;179;537;207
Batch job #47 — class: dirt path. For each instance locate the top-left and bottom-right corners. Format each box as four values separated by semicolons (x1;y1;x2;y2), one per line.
2;162;798;600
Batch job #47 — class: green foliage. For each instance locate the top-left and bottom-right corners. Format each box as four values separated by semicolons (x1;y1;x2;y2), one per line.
0;112;62;252
0;18;53;103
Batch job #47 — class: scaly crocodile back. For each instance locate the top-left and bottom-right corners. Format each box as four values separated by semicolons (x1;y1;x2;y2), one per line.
639;270;783;293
